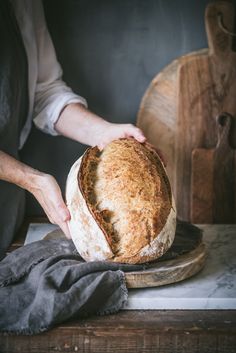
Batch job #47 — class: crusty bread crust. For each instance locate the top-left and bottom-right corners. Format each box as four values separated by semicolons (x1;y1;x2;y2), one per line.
66;157;113;261
66;138;176;264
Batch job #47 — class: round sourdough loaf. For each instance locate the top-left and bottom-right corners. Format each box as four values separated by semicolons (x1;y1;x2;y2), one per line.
66;138;176;264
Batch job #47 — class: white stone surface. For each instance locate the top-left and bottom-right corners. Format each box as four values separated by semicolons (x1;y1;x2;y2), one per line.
24;223;59;244
125;225;236;310
25;224;236;310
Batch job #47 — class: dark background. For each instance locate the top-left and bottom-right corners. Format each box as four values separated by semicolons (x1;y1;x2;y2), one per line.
20;0;236;216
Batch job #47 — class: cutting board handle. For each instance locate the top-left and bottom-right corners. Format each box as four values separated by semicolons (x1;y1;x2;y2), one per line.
216;112;233;149
205;1;235;57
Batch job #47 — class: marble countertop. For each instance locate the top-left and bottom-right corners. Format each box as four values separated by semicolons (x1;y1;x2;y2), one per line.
25;224;236;310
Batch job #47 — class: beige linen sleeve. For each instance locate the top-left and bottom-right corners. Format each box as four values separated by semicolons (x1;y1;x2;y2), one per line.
32;0;87;135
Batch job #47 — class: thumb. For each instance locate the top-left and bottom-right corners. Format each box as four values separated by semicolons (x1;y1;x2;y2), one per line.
59;221;71;239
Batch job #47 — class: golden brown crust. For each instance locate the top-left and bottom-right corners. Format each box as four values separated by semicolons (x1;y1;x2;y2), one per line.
77;138;175;263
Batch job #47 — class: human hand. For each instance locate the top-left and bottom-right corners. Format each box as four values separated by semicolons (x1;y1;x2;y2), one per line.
0;151;71;238
96;122;146;150
55;103;146;149
30;174;71;239
95;123;167;166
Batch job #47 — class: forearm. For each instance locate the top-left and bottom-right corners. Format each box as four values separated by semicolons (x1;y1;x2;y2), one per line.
55;103;146;149
54;103;110;146
0;150;43;193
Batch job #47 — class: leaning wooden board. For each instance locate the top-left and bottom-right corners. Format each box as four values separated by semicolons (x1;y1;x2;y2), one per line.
137;1;236;222
45;221;207;288
191;113;236;223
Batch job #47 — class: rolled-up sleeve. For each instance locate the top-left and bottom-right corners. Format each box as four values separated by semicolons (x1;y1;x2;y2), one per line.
33;1;87;135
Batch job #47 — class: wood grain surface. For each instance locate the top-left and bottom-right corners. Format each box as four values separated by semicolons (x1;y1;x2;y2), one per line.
176;2;236;222
137;49;207;195
1;310;236;353
137;1;236;222
191;113;236;223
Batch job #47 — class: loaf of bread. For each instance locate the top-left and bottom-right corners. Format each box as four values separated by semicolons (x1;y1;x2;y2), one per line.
66;138;176;264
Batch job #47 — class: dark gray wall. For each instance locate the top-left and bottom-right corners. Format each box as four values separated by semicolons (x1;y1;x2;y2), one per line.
20;0;236;216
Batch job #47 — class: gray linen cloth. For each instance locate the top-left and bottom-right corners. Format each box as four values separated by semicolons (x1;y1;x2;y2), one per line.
0;238;142;334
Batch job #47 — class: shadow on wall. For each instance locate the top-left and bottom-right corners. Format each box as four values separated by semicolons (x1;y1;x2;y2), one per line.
20;0;236;216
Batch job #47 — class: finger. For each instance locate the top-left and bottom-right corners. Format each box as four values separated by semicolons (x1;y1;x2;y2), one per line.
97;142;105;151
46;211;71;239
44;200;71;227
45;203;70;225
57;204;71;222
126;126;146;143
59;221;71;239
45;213;55;225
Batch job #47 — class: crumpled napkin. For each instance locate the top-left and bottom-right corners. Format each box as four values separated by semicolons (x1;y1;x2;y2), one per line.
0;238;142;335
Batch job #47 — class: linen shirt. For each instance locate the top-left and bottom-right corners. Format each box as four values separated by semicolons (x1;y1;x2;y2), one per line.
11;0;87;149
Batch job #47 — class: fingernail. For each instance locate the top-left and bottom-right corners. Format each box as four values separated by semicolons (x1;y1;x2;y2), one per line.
138;135;146;142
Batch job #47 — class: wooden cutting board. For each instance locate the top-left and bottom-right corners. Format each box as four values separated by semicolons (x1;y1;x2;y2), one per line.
45;221;206;288
191;113;236;223
176;2;236;222
137;1;236;222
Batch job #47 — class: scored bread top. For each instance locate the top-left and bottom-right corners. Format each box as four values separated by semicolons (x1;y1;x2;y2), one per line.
77;138;174;263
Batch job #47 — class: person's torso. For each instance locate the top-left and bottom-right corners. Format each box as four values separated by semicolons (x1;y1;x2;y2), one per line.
0;0;29;253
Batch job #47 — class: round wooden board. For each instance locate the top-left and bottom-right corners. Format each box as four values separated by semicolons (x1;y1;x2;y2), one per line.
44;221;207;289
125;242;206;288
